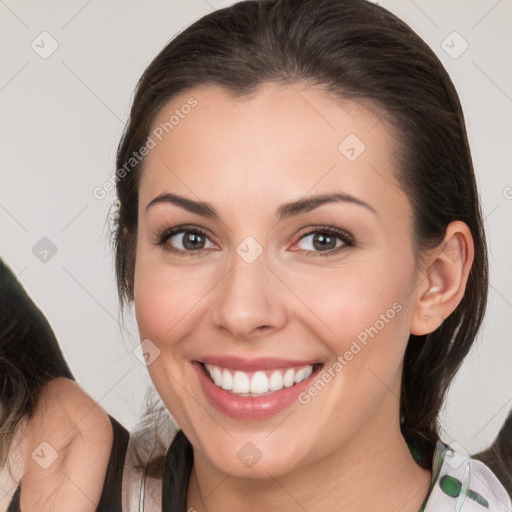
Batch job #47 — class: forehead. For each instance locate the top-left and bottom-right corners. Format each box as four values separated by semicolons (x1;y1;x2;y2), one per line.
139;82;409;224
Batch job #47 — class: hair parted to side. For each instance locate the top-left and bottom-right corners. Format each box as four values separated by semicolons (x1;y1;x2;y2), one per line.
112;0;487;481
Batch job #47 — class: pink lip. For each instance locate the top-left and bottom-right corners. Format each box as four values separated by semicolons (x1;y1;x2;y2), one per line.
196;355;320;371
192;360;323;420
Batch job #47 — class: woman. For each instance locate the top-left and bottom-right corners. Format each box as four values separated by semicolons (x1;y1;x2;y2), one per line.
0;258;128;511
3;0;510;510
110;0;511;510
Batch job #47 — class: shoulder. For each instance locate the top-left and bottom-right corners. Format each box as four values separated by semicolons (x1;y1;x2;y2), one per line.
25;377;113;464
423;441;512;512
18;377;114;511
36;377;111;428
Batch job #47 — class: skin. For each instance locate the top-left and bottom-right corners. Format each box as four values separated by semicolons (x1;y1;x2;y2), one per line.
5;378;113;512
133;82;474;511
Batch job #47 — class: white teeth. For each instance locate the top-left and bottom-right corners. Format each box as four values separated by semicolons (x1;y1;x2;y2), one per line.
212;366;223;387
203;363;315;396
269;370;283;391
232;371;250;393
294;365;313;384
294;367;306;384
221;369;233;390
283;368;295;388
250;371;269;394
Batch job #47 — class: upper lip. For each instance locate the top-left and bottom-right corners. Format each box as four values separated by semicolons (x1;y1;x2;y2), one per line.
196;356;321;372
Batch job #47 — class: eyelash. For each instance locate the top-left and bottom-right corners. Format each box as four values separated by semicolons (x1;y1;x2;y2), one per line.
153;225;355;258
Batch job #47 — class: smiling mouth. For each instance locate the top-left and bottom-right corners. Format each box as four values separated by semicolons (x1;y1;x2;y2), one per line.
199;362;324;397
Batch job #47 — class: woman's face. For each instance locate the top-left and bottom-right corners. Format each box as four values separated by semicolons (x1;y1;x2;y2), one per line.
134;82;424;477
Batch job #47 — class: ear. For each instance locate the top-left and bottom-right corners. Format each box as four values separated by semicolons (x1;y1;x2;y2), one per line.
410;221;474;336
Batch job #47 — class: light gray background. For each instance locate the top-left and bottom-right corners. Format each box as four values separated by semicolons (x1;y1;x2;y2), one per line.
1;0;511;454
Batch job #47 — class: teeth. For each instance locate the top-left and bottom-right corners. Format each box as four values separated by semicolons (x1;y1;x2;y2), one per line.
221;369;233;390
295;365;313;384
250;371;269;394
294;367;306;384
212;366;223;387
283;368;295;387
203;363;315;396
232;371;250;393
269;370;283;391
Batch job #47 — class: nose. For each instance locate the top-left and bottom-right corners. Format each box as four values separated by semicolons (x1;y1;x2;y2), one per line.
211;251;287;341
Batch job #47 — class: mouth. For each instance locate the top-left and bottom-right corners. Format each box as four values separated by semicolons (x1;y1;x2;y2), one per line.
199;361;323;397
191;357;324;419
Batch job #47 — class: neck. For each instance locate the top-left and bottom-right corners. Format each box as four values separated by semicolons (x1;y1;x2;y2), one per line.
187;408;432;512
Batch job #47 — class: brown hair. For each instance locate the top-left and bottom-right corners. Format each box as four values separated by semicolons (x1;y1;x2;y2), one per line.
112;0;489;506
0;259;74;468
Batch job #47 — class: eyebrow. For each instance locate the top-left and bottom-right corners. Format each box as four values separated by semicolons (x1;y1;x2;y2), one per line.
145;191;377;220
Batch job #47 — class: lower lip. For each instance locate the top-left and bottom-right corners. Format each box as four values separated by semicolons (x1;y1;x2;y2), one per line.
192;361;322;420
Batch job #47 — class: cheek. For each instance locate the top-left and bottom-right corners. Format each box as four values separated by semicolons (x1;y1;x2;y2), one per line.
287;253;416;366
133;249;219;351
135;263;196;342
133;256;211;422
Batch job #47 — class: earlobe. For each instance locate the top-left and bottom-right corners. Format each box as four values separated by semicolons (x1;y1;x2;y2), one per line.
410;221;474;336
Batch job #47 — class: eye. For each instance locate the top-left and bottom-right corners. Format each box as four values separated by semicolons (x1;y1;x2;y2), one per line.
154;224;354;257
293;226;354;257
154;225;216;255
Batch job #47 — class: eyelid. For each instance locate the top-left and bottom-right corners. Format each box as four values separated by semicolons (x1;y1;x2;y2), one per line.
290;226;355;256
154;224;355;256
153;225;217;256
296;225;354;245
